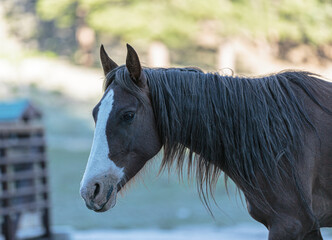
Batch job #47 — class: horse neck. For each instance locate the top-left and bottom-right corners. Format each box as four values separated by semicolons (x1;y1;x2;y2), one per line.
148;69;307;178
148;69;228;169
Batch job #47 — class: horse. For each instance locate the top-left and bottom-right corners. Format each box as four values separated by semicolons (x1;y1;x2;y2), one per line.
80;44;332;239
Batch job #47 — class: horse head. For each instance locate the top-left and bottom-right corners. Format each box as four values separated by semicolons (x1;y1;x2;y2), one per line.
80;44;162;212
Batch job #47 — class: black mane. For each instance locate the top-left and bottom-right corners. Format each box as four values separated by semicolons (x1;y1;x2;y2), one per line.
105;66;326;212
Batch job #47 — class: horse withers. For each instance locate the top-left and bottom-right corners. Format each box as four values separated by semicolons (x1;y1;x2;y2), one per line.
80;44;332;239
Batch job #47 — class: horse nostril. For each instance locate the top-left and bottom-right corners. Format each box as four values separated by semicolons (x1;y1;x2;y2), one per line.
93;183;100;199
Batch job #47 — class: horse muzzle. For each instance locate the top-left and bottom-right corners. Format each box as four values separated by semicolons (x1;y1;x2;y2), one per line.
80;178;118;212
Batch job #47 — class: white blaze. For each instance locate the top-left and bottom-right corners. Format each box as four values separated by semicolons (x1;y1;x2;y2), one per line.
81;89;124;187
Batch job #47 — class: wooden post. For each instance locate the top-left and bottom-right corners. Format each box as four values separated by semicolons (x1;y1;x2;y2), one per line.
40;139;51;238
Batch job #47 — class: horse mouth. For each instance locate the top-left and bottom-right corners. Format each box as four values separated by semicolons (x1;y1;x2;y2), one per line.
94;203;111;212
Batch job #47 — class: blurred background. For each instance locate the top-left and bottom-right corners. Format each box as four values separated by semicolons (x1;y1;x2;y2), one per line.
0;0;332;239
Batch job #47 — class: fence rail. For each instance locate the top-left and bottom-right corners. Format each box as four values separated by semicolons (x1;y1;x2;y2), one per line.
0;122;51;240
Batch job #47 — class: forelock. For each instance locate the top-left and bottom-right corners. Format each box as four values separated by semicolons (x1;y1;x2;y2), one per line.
104;66;148;105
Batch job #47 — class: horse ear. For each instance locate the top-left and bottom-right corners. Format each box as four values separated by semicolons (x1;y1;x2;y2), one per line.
100;44;118;76
126;44;144;86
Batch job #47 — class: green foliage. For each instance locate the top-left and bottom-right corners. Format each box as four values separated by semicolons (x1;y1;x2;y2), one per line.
36;0;77;28
36;0;332;47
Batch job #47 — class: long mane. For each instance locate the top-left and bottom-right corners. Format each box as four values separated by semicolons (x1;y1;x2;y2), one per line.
105;66;328;213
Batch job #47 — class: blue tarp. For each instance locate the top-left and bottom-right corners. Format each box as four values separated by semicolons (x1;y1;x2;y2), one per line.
0;99;30;122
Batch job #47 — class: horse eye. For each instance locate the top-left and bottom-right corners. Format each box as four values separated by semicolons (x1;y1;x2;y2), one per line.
122;112;135;122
